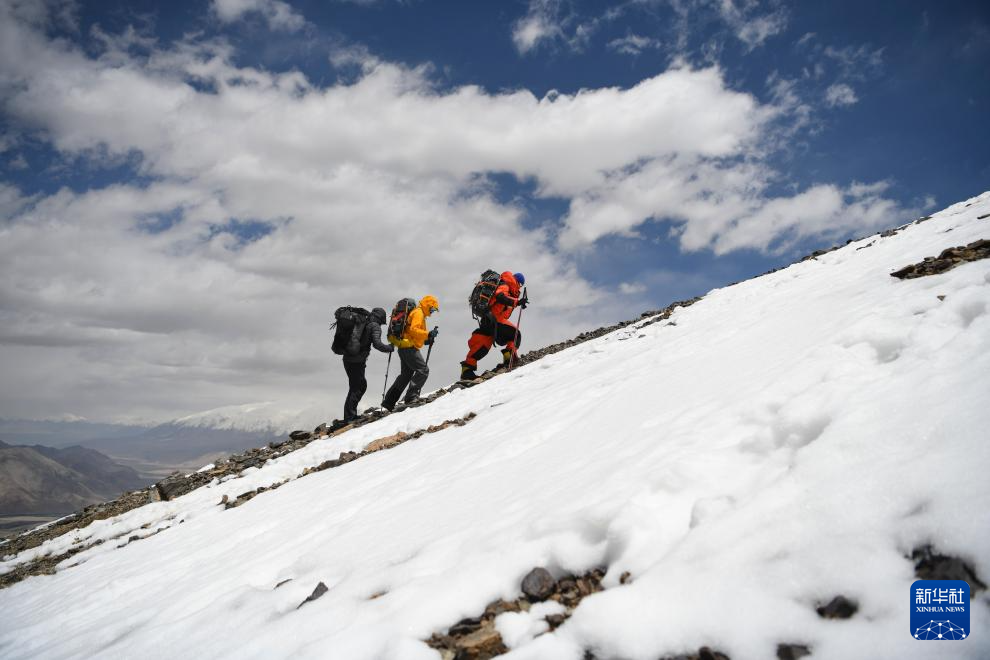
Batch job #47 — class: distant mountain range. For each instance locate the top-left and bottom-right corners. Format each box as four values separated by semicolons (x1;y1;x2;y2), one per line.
0;401;323;468
0;441;149;516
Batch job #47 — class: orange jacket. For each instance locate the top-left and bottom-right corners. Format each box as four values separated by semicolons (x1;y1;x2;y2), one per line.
390;295;438;349
489;272;521;323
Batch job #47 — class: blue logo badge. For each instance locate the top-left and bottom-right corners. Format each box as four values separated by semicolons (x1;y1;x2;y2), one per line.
911;579;970;640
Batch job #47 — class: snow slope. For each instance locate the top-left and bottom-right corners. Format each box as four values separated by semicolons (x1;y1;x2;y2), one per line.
2;193;989;659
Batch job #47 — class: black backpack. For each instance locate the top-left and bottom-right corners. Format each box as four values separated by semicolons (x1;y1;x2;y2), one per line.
331;306;372;355
469;269;501;320
387;298;418;342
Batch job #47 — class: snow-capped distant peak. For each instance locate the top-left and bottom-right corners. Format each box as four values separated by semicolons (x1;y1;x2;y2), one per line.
169;401;324;433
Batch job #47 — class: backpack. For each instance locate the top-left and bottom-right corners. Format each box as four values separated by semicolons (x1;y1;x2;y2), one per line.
387;298;418;342
330;306;372;355
469;269;501;320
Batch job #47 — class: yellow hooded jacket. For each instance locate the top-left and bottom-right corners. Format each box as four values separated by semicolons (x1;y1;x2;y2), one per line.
389;295;438;349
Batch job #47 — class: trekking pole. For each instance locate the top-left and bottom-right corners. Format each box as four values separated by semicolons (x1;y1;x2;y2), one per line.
382;351;392;402
425;326;438;364
510;287;526;371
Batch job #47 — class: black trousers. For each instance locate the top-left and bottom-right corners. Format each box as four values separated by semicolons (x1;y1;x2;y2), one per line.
383;347;429;408
466;316;522;366
343;359;367;421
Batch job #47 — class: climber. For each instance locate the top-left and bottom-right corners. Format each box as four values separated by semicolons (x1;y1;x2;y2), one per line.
382;295;439;411
460;271;527;381
341;307;393;422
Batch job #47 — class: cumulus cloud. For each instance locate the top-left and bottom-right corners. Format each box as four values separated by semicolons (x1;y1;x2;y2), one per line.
560;161;908;255
0;2;910;422
212;0;306;32
825;82;858;107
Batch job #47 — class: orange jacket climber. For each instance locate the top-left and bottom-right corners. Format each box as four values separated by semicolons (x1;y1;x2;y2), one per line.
461;272;527;380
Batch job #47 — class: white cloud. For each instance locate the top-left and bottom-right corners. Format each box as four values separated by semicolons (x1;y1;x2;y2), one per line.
212;0;306;32
0;5;911;422
559;160;909;255
513;15;555;54
608;34;662;56
823;44;885;80
715;0;788;50
7;154;28;170
511;0;601;55
512;1;561;54
618;282;647;295
825;82;858;107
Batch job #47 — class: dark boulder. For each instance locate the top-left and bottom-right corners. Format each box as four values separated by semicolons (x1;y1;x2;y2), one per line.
521;567;556;601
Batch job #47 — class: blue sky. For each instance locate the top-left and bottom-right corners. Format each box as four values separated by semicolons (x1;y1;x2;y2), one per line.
1;0;988;423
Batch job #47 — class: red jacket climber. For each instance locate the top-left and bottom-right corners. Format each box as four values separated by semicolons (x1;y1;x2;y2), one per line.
460;271;527;380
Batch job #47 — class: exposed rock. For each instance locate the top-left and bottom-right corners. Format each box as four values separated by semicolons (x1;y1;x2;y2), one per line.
288;430;312;441
427;568;604;656
816;595;857;619
521;567;556;601
483;599;523;618
698;647;730;660
224;480;288;509
452;624;506;660
329;419;351;433
313;423;328;435
912;545;987;592
297;581;329;609
890;238;990;279
338;451;360;463
619;571;632;584
448;616;483;636
776;643;812;660
658;647;732;660
802;248;830;261
155;472;201;501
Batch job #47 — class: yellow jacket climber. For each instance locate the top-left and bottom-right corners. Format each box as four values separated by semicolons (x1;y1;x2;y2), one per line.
390;295;439;349
382;295;439;411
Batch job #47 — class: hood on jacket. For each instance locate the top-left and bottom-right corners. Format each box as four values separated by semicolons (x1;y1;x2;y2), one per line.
420;295;439;316
500;271;520;296
371;307;387;324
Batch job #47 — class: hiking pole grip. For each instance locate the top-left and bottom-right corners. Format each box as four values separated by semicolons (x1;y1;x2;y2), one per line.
425;326;438;364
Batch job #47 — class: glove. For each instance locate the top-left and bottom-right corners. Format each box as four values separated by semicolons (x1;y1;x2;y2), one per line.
517;295;529;309
426;328;438;345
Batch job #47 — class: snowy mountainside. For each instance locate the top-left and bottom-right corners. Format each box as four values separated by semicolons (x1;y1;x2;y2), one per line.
1;193;989;659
